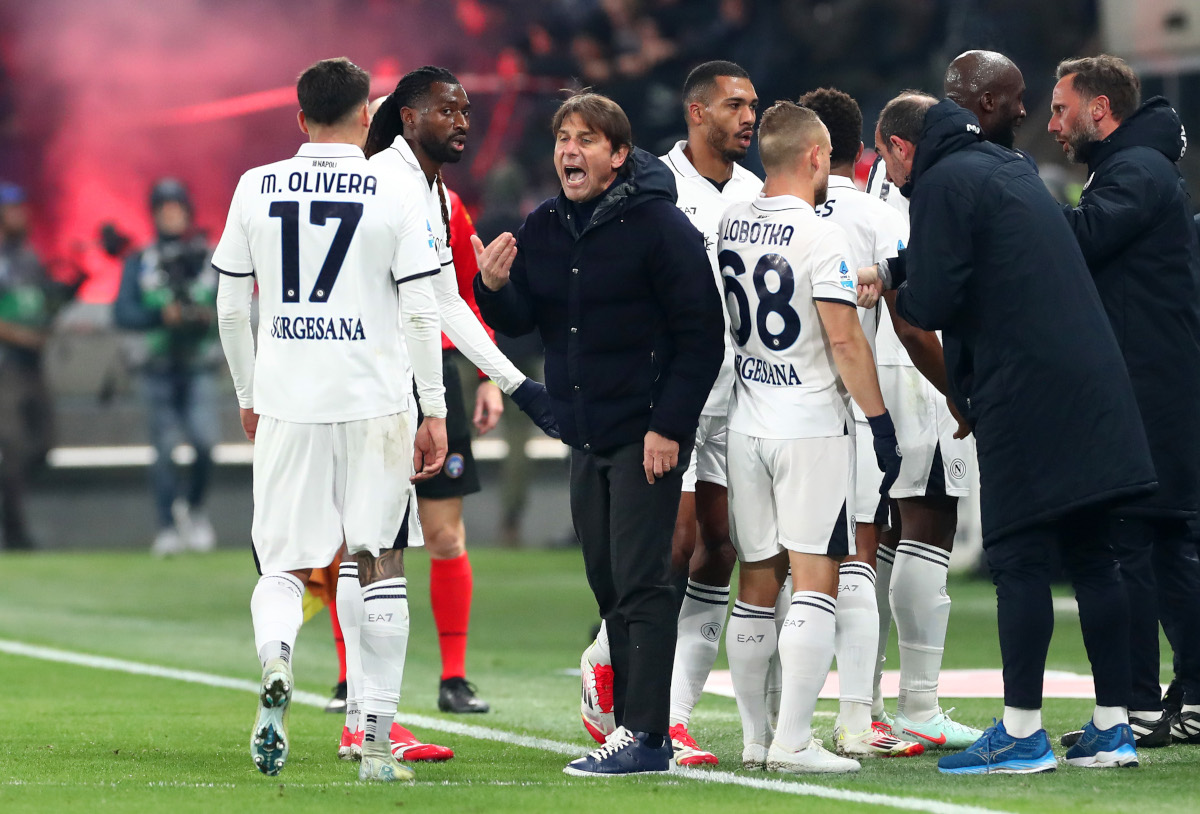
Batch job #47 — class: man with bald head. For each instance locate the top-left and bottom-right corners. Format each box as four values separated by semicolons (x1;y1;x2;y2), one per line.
868;92;1155;773
719;101;900;773
944;50;1027;149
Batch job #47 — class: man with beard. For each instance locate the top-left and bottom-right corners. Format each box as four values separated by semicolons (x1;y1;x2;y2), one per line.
866;91;1154;774
1050;54;1200;747
578;59;762;767
322;66;556;765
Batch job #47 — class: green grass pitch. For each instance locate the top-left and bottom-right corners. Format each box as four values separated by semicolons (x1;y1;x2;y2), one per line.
0;548;1196;813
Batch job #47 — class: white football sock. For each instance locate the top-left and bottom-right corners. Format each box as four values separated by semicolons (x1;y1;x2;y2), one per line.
775;591;837;751
337;560;364;734
593;619;610;663
765;574;791;728
669;580;730;727
836;562;878;734
891;540;951;722
359;577;409;755
250;572;304;668
726;600;777;748
873;544;896;717
1003;706;1042;739
1094;705;1129;730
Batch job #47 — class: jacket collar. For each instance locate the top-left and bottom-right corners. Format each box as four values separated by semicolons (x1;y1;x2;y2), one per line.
902;99;983;197
1085;96;1186;171
554;146;678;240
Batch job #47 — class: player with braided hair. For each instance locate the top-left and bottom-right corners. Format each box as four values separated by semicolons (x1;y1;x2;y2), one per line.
358;66;556;727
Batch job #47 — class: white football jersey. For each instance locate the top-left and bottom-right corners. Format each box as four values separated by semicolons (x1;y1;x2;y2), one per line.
719;194;857;440
212;142;441;424
817;175;908;358
660;141;763;417
862;155;916;367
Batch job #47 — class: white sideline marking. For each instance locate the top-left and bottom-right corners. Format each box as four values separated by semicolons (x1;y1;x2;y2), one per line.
0;639;1008;814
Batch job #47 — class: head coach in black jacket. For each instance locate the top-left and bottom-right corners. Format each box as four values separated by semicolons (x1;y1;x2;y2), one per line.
868;93;1156;770
1050;54;1200;743
472;92;723;776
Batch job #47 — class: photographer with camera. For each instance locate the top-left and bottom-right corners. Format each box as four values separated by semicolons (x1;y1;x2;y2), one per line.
115;178;220;556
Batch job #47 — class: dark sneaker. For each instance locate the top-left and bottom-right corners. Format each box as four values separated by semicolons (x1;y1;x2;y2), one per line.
938;720;1057;775
1171;708;1200;743
563;727;671;777
325;680;347;714
438;677;490;713
1062;712;1170;749
1064;720;1139;768
1163;678;1183;720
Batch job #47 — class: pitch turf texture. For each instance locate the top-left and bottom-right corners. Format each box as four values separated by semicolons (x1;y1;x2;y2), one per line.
0;549;1194;813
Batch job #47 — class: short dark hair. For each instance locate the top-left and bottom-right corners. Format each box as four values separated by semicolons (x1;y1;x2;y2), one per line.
551;92;633;154
365;65;461;157
682;60;751;106
296;57;370;126
798;87;862;166
877;92;937;145
1056;54;1141;121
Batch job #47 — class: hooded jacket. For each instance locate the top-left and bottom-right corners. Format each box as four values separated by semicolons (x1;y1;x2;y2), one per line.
895;99;1156;543
475;147;723;453
1062;97;1200;519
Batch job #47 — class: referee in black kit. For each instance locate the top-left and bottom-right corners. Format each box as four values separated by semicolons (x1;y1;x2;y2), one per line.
473;92;722;777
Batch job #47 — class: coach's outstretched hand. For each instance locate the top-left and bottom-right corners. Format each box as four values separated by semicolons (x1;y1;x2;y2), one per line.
471;232;518;292
511;378;561;439
412;417;448;483
867;410;902;526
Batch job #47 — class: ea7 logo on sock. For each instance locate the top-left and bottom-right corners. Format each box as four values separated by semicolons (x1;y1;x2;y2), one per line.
368;613;394;622
782;619;806;628
701;623;722;642
736;634;765;643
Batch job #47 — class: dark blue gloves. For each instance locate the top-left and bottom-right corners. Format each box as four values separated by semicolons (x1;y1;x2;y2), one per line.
867;410;902;526
512;379;560;439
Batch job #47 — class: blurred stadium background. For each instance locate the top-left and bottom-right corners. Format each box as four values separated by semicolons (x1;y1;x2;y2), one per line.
0;0;1198;556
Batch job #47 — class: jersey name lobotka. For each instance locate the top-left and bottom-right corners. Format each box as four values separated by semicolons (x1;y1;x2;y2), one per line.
722;218;795;247
259;171;379;196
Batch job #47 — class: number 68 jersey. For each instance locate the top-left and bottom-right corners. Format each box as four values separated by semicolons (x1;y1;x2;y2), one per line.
212;142;441;424
718;194;858;440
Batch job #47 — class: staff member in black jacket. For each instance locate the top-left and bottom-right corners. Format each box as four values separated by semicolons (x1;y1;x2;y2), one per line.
1050;54;1200;746
473;92;723;777
865;94;1156;774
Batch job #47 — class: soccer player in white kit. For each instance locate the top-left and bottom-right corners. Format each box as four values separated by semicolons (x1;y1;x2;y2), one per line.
213;58;447;783
861;101;983;751
798;87;923;759
719;102;901;774
578;60;763;766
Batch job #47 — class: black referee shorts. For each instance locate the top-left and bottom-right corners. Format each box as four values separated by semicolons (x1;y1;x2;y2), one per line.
414;351;482;501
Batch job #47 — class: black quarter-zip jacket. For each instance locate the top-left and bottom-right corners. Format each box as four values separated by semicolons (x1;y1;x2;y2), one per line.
475;147;723;453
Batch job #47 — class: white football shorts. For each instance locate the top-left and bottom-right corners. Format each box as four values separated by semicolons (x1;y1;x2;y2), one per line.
727;430;855;563
682;414;728;492
251;411;416;574
876;365;974;502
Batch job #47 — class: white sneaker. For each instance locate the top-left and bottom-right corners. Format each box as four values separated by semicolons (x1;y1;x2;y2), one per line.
767;738;861;774
150;527;186;557
186;510;216;552
358;749;416;782
742;742;769;770
580;638;615;743
250;658;292;775
834;721;925;758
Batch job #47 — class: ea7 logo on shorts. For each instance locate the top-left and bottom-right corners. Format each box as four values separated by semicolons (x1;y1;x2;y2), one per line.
950;458;967;479
368;613;393;622
736;634;766;643
701;622;722;642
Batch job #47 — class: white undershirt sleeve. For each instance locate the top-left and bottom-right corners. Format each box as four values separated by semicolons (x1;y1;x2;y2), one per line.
400;273;447;418
432;261;527;395
216;272;257;409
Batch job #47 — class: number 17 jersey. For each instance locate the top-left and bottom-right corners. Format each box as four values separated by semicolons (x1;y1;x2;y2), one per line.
212;142;441;424
718;194;857;440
